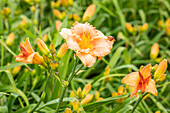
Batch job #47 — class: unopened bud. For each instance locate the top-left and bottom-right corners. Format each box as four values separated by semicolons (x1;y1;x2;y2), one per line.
165;27;170;36
118;86;124;94
142;23;148;32
55;1;61;8
36;38;50;56
82;83;91;97
157;20;164;27
53;9;63;19
112;92;118;97
6;33;15;46
73;14;80;21
56;20;62;31
155;111;161;113
12;66;21;75
61;12;67;19
64;108;72;113
43;34;48;42
33;19;38;25
50;1;55;8
96;97;103;101
70;91;75;97
95;91;100;100
125;23;133;33
82;4;96;22
1;7;11;18
57;43;68;59
157;74;166;83
76;87;82;97
50;62;59;71
154;59;167;79
165;18;170;28
69;14;73;19
150;43;159;59
73;100;79;111
50;43;56;54
81;94;93;105
30;6;36;13
68;0;73;6
61;0;68;7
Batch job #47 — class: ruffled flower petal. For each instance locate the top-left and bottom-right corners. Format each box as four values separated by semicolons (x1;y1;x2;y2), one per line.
60;28;72;39
122;72;140;87
76;52;96;67
141;64;151;79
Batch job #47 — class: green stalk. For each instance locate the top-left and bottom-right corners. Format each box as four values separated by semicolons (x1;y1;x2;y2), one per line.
55;59;84;113
1;37;4;67
131;93;148;113
30;72;50;113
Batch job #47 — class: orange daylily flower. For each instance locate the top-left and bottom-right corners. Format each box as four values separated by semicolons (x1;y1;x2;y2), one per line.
122;64;157;98
60;22;115;67
15;38;45;66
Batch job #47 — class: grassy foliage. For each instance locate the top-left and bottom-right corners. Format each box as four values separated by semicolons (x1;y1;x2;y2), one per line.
0;0;170;113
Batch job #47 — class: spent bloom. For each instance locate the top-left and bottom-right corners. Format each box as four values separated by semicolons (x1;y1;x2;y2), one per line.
60;22;115;67
15;38;45;66
122;64;157;98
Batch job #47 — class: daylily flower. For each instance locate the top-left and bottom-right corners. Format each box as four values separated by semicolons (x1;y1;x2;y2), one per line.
15;38;45;66
60;22;115;67
122;64;157;98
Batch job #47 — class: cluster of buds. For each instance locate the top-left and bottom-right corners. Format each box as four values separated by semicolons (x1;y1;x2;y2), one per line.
64;100;83;113
103;66;113;81
51;0;73;8
157;18;170;36
1;7;11;19
112;86;127;103
152;59;168;83
69;83;93;105
125;22;148;35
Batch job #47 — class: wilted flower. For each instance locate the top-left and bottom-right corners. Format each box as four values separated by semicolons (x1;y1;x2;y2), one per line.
56;20;62;31
150;43;159;59
122;64;157;98
81;94;93;105
15;38;45;66
6;33;15;46
60;22;115;67
82;4;96;22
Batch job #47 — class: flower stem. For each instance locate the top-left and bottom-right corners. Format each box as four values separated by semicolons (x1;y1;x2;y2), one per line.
131;93;148;113
55;59;84;113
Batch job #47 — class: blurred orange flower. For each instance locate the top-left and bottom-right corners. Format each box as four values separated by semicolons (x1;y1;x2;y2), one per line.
122;64;157;98
60;22;115;67
15;38;45;66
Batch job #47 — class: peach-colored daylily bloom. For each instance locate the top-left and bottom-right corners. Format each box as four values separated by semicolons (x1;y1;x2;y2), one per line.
60;22;115;67
15;38;45;66
122;64;157;98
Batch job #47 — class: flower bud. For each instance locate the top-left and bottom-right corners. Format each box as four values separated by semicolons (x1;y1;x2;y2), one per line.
36;38;50;56
68;14;73;19
157;74;166;83
57;43;68;59
55;1;61;8
112;92;118;97
96;97;103;101
142;23;148;32
43;55;50;63
150;43;159;59
53;9;63;19
82;83;91;97
56;20;62;31
157;20;164;27
30;6;36;13
104;66;113;81
43;34;48;42
50;62;59;71
61;0;68;7
6;33;15;46
154;59;167;79
33;19;38;25
118;86;124;94
95;91;100;100
165;18;170;28
62;12;67;19
1;7;11;18
31;69;36;76
21;19;27;26
76;87;82;97
155;111;161;113
12;66;21;75
73;100;79;111
125;23;133;33
81;94;93;105
165;27;170;36
70;91;75;97
68;0;73;6
64;108;72;113
82;4;96;22
73;14;80;21
50;43;56;54
152;64;158;70
50;1;55;8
